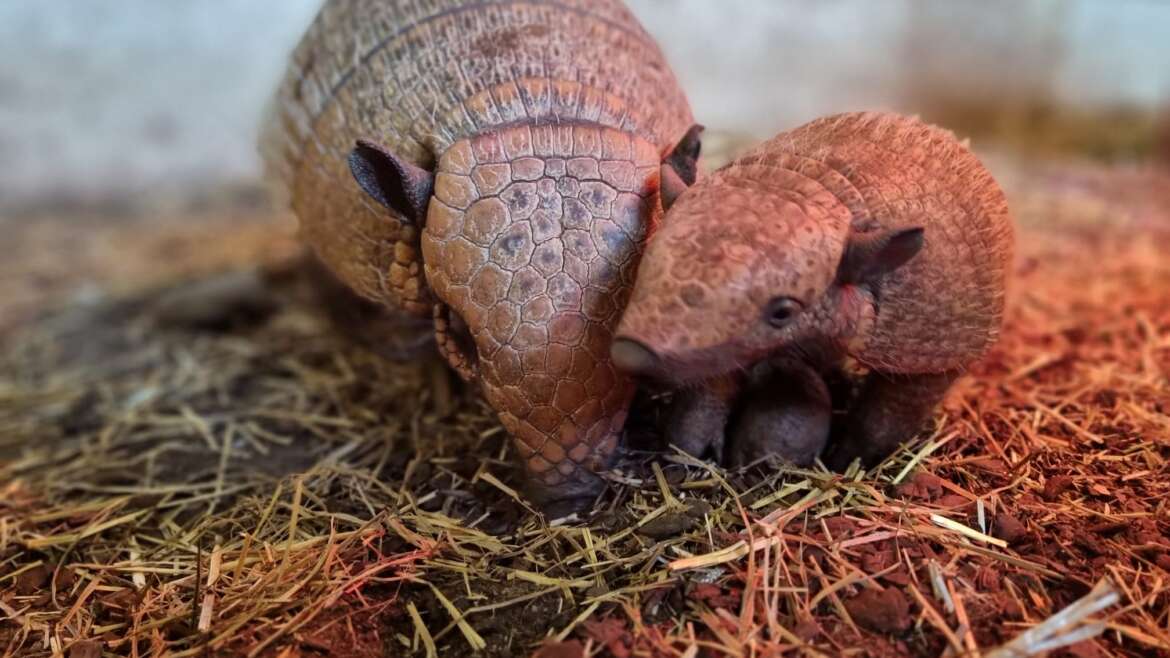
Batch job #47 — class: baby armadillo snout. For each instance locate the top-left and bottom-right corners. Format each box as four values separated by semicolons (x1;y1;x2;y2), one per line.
610;338;661;377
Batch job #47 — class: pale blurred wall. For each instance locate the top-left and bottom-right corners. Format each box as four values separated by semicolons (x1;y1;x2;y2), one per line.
0;0;322;209
1;0;1167;210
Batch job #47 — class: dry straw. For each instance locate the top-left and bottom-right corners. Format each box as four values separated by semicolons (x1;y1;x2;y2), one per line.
1;161;1168;656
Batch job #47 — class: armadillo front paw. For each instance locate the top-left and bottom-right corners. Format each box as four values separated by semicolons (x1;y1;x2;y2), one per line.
723;364;832;468
822;413;928;472
726;397;831;468
824;369;958;472
661;386;734;460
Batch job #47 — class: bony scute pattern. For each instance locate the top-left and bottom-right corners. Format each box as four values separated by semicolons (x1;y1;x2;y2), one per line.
263;0;696;505
424;123;661;487
262;0;691;315
615;112;1013;470
731;112;1014;374
623;175;853;371
620;113;1012;377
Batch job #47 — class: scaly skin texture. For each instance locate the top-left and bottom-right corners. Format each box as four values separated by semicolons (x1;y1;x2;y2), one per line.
614;112;1013;467
262;0;695;504
424;124;661;486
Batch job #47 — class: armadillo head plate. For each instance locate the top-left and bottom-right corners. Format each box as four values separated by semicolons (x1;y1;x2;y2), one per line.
614;168;857;384
421;122;663;489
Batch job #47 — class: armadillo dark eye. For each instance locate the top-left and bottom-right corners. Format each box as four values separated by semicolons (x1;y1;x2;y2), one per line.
763;296;804;328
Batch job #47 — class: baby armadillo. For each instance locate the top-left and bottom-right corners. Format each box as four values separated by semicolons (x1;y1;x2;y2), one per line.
611;112;1013;469
262;0;698;508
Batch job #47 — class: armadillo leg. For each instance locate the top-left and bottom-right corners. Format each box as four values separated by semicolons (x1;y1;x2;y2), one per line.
662;375;742;459
726;365;831;468
303;253;436;360
432;304;478;384
825;370;959;471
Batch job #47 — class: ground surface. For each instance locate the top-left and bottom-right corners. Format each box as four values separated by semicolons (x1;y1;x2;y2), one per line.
1;157;1169;657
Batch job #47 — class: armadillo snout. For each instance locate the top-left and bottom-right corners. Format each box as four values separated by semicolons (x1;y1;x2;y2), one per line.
610;338;660;377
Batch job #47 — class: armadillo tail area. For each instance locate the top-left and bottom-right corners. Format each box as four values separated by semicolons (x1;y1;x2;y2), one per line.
735;112;1014;374
259;0;692;311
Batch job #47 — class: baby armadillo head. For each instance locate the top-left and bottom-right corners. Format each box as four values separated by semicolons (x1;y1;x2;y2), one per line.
347;122;702;500
612;168;925;385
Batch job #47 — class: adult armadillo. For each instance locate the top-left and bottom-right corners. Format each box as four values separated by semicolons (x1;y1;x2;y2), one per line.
261;0;699;509
610;112;1013;469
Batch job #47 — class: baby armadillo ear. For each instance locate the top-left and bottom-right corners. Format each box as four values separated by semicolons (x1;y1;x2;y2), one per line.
837;226;925;284
660;124;704;210
348;139;434;225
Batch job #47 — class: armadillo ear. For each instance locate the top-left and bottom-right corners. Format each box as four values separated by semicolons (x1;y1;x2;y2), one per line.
348;139;434;225
837;226;925;284
660;124;704;210
659;164;689;212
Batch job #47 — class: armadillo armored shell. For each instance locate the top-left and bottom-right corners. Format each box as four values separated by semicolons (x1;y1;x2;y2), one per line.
262;0;695;501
